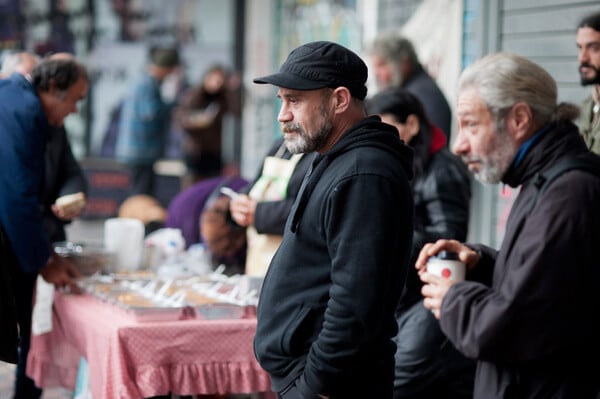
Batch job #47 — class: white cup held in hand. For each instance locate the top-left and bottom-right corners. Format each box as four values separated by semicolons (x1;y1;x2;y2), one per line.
426;251;466;282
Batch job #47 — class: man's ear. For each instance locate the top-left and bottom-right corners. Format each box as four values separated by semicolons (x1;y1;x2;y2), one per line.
507;102;533;143
331;87;351;114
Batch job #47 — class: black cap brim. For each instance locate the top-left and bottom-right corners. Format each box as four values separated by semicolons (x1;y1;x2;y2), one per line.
253;72;327;90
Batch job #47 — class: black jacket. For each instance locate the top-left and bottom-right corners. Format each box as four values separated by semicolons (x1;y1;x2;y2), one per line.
399;131;471;309
43;126;88;242
254;116;414;398
402;66;452;138
440;121;600;398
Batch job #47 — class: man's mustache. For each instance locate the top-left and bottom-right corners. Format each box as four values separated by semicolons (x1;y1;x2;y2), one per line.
281;123;302;133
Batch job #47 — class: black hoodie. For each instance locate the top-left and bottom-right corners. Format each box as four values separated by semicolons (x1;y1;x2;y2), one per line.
254;116;414;398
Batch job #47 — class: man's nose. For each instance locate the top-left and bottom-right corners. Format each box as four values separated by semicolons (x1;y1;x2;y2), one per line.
278;105;292;122
451;131;468;156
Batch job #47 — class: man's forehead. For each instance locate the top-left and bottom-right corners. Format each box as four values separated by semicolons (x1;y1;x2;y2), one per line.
277;87;321;97
577;26;600;42
457;99;492;122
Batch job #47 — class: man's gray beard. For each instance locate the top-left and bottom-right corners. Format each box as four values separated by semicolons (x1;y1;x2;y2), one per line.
392;67;404;87
473;130;518;185
283;102;332;154
284;120;331;154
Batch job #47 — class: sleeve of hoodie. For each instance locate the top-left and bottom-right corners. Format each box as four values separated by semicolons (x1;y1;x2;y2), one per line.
297;172;412;396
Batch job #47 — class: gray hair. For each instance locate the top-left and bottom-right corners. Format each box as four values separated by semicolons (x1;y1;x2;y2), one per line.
458;52;579;128
369;32;420;67
31;58;88;93
0;52;40;76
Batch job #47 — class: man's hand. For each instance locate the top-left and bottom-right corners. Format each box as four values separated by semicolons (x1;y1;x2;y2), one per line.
416;239;480;319
39;253;82;294
229;194;257;227
53;192;86;221
415;239;480;275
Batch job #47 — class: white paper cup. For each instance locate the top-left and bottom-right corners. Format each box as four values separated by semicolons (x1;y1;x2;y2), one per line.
427;253;466;282
103;218;144;272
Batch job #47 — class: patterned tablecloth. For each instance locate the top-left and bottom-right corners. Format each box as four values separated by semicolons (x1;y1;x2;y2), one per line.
26;291;272;398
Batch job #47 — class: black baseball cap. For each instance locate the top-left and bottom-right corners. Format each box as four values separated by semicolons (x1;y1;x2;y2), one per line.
253;41;368;100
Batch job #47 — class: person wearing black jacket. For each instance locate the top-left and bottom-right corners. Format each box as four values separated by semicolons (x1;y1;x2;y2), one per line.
367;89;474;398
252;41;414;399
228;137;314;276
418;52;600;398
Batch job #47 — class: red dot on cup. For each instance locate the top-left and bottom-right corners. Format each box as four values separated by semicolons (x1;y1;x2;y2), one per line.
441;268;451;278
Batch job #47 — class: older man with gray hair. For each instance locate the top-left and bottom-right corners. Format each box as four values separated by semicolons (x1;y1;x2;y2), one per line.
369;33;452;138
417;52;600;398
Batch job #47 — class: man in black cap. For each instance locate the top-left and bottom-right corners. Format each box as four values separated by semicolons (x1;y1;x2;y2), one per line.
253;41;414;399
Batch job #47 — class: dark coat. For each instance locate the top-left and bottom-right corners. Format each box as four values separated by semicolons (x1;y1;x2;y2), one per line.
43;126;88;243
0;74;50;363
440;121;600;398
402;65;452;138
399;125;471;309
0;74;51;273
255;116;414;398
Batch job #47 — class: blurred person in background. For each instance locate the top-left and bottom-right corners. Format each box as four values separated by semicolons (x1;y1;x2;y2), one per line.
198;178;249;276
576;11;600;154
369;33;452;140
115;45;181;196
175;64;242;187
418;52;600;398
2;51;88;398
367;88;474;399
118;194;167;237
227;136;314;277
166;176;247;248
0;55;88;397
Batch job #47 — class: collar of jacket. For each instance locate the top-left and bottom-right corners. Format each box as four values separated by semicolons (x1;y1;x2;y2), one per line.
502;120;588;188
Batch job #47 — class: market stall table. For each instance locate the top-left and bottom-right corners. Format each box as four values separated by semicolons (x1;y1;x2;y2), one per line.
26;290;272;398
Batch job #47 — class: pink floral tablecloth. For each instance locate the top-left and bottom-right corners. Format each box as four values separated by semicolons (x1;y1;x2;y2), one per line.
27;291;272;398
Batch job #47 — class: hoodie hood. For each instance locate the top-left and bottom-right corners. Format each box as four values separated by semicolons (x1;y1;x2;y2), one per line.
290;115;413;232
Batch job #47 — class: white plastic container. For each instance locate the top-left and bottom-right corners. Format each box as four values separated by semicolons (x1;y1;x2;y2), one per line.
103;218;145;272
